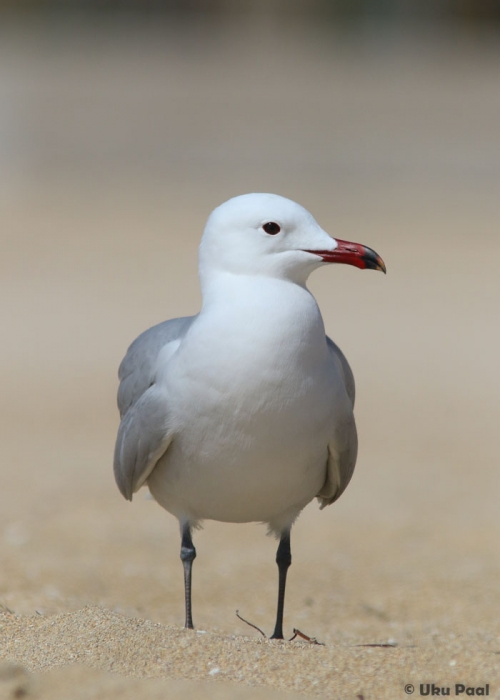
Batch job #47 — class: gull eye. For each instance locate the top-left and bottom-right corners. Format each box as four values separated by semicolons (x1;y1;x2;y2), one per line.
262;222;281;235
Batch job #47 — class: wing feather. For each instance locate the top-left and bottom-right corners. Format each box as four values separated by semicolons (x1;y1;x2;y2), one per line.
317;337;358;508
326;336;355;407
117;316;194;417
114;316;194;500
114;386;173;500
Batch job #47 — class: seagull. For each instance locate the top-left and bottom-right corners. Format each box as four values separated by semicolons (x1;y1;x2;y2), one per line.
114;193;385;638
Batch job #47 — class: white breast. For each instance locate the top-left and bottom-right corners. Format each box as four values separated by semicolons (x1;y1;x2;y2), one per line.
147;275;345;529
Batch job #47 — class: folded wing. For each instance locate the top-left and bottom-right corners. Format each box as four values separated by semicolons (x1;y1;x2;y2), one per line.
316;337;358;508
114;316;194;500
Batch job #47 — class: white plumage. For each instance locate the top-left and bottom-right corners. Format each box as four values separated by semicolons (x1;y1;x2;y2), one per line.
114;193;385;636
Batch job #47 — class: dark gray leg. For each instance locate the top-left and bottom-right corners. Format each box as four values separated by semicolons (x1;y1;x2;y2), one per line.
180;524;196;629
270;529;291;640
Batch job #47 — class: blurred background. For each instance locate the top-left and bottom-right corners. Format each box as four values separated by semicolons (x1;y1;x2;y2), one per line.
1;0;500;644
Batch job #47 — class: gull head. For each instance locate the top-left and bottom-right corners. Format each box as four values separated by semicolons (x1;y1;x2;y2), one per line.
199;193;386;285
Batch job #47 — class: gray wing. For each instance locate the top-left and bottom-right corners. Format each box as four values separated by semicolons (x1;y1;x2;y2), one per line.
114;316;195;500
117;316;194;417
326;336;355;407
316;337;358;508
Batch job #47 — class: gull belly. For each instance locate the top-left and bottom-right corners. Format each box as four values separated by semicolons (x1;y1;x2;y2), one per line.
147;277;345;530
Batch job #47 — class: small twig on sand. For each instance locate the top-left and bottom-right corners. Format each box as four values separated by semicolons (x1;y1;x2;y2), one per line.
288;628;325;645
235;610;266;637
235;614;325;644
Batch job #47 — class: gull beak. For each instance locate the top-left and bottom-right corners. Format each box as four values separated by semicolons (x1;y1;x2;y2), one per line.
304;239;386;273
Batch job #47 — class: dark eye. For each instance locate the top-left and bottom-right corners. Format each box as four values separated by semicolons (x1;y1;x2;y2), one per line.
262;222;281;235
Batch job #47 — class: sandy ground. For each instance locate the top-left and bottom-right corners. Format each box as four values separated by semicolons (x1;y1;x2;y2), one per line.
1;17;500;699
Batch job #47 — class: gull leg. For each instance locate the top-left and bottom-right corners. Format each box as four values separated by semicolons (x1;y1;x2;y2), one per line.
180;524;196;629
270;529;291;640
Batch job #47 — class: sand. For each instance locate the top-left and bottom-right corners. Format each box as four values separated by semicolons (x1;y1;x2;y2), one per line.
1;17;500;700
2;603;500;698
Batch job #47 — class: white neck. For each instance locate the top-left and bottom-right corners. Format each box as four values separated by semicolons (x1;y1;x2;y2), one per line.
195;271;328;367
